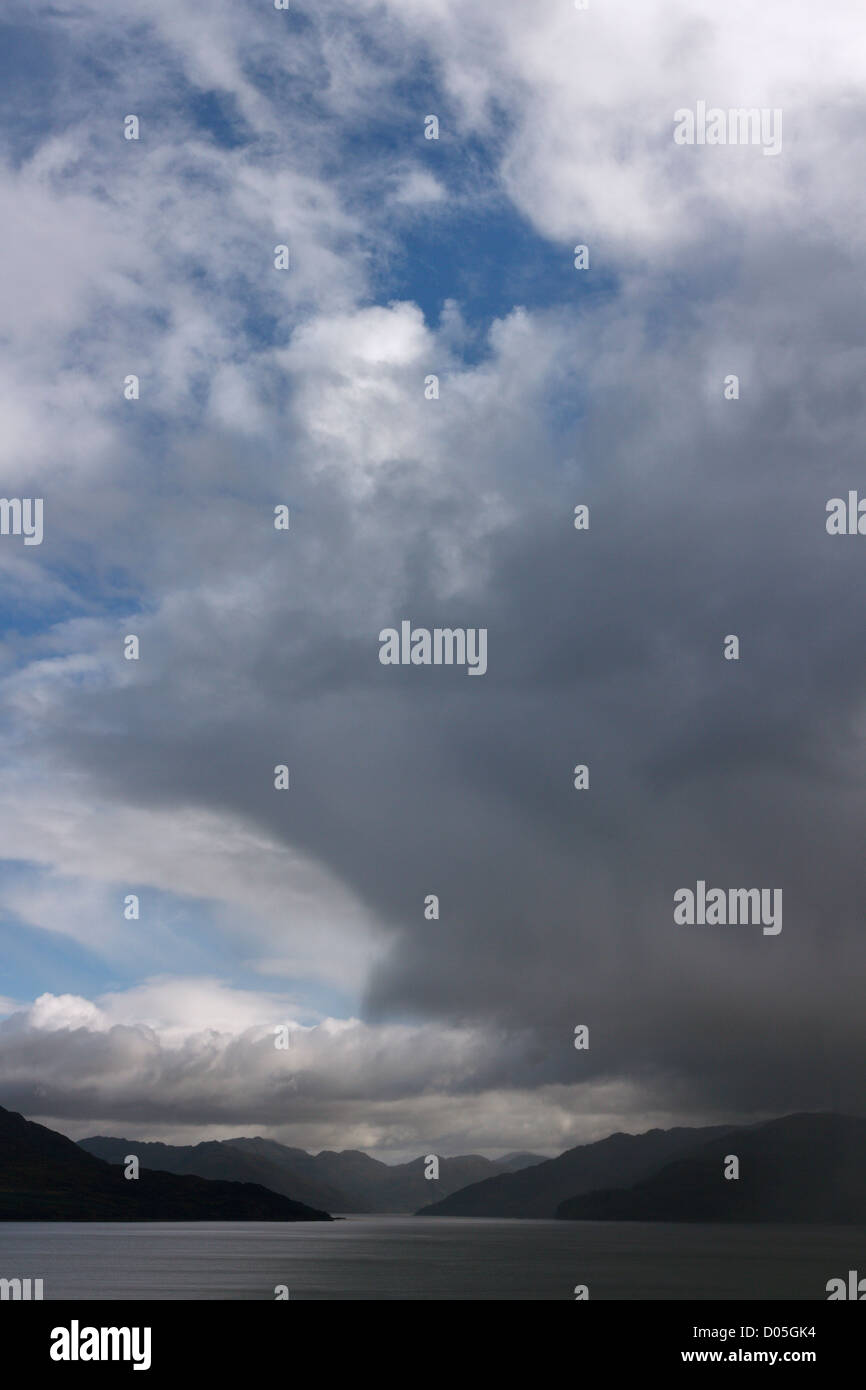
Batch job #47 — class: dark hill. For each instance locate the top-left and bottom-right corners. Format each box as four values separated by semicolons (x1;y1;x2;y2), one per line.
417;1124;734;1217
556;1113;866;1223
496;1152;548;1172
0;1105;331;1221
81;1133;502;1212
81;1135;349;1212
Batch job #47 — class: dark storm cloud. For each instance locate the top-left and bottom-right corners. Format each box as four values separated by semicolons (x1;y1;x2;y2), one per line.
26;232;866;1120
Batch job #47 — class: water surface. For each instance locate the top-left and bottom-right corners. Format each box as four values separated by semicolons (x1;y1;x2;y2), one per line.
1;1216;861;1299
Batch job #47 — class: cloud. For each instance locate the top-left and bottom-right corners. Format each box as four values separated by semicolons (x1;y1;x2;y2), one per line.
0;0;864;1149
0;983;758;1157
390;168;447;207
0;776;386;995
365;0;866;255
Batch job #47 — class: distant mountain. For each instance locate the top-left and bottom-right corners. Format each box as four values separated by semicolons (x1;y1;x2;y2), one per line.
496;1152;548;1172
417;1124;734;1217
81;1135;350;1213
80;1134;504;1212
309;1150;500;1212
227;1141;503;1212
556;1114;866;1223
0;1105;331;1221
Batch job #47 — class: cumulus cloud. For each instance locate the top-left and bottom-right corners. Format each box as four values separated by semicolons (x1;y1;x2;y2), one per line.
0;984;753;1157
365;0;866;254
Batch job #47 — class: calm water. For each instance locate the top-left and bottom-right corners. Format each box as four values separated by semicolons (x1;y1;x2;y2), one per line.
1;1217;862;1300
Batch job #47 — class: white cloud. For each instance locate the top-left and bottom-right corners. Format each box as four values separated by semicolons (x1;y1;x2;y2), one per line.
0;776;386;993
391;168;447;206
366;0;866;255
0;982;754;1156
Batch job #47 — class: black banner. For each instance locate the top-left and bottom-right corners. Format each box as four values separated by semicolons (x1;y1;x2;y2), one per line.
7;1300;863;1376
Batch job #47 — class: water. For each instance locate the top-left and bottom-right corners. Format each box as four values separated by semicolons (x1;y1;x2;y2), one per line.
1;1217;862;1299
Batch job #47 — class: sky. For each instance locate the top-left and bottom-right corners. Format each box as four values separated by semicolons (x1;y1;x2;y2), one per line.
0;0;865;1161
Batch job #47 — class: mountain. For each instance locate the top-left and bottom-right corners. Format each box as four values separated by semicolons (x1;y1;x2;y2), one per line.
416;1124;734;1217
496;1152;548;1172
556;1113;866;1222
80;1134;502;1212
227;1141;502;1211
81;1135;350;1213
0;1105;331;1221
310;1150;499;1211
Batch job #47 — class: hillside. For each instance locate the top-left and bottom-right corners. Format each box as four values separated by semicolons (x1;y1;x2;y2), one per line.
81;1133;502;1212
81;1134;349;1212
0;1105;331;1221
416;1124;734;1217
556;1113;866;1222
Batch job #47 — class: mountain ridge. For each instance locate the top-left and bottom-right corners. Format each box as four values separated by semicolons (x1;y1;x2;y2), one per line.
79;1133;507;1212
416;1123;738;1217
556;1113;866;1223
0;1104;331;1221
